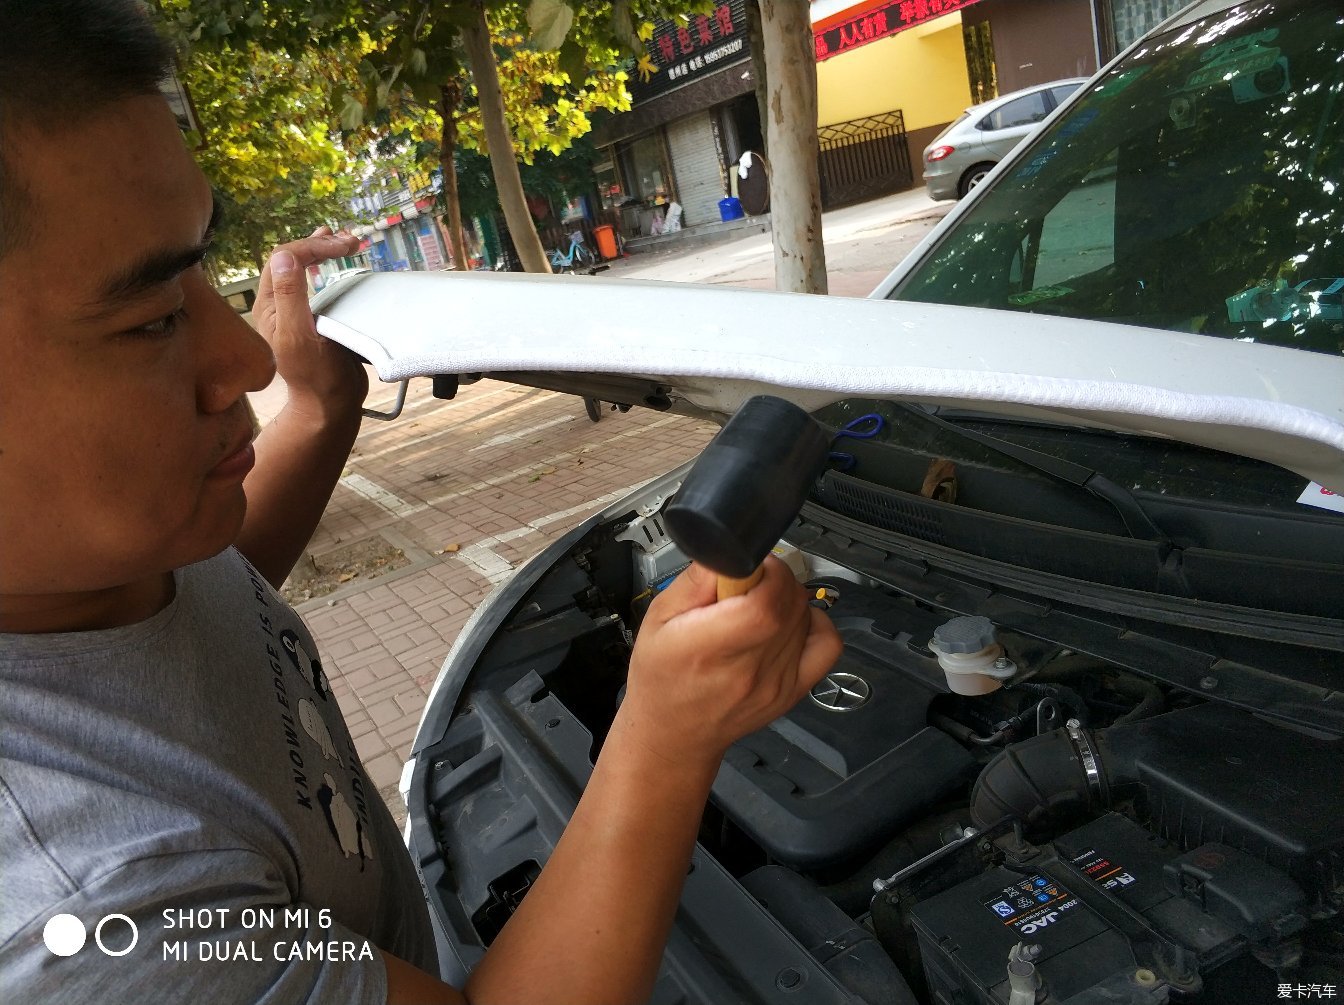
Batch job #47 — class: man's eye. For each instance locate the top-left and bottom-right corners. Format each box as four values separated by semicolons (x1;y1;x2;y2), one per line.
128;307;188;339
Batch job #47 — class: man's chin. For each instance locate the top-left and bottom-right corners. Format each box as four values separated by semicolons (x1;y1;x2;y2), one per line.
173;494;249;570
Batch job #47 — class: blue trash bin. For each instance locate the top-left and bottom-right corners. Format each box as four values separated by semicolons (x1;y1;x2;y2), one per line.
718;197;744;222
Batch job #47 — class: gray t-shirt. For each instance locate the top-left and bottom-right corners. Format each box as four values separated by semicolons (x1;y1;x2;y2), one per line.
0;548;437;1003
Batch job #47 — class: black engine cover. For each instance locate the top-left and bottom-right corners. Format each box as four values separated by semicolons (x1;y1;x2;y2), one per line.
711;581;976;868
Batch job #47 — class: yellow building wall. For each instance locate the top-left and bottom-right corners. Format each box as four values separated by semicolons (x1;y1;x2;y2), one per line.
816;12;973;131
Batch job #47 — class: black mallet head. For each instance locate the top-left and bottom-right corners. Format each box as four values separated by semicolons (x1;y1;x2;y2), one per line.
664;395;830;583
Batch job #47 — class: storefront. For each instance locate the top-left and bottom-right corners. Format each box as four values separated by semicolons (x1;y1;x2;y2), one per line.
339;198;451;276
812;0;1102;172
596;0;1105;237
339;169;453;275
959;0;1099;96
812;2;980;177
591;0;760;241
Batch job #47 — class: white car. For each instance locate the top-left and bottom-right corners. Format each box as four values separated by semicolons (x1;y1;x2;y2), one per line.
921;78;1086;201
313;1;1343;1000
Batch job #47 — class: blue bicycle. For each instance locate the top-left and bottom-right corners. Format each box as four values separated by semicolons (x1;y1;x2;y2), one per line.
550;230;596;274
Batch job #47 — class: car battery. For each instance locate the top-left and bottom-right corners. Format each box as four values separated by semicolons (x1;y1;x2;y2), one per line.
909;813;1261;1004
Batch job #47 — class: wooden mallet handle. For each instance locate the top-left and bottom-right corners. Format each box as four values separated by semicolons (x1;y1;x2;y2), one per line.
716;565;765;600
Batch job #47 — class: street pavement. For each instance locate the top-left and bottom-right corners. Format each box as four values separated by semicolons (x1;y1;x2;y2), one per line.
251;188;955;827
599;186;952;296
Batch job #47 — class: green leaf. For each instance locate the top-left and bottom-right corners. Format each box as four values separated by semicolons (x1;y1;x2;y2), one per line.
527;0;574;52
557;38;588;88
409;75;444;107
610;0;640;55
408;46;428;77
340;93;366;130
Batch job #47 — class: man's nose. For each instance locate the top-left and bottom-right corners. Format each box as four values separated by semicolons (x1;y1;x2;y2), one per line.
195;281;277;414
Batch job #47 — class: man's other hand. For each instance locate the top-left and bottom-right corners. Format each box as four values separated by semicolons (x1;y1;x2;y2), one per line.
252;227;368;422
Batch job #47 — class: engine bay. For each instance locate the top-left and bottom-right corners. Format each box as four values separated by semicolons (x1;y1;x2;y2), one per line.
414;501;1344;1004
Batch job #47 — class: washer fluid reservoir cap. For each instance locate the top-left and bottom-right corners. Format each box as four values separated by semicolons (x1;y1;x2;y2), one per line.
931;615;996;654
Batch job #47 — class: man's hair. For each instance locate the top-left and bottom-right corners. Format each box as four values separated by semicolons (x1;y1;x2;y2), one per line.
0;0;175;258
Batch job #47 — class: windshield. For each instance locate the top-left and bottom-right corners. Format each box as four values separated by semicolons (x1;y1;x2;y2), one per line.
891;0;1344;357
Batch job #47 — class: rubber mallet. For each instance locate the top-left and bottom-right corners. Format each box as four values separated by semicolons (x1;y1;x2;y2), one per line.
664;395;831;600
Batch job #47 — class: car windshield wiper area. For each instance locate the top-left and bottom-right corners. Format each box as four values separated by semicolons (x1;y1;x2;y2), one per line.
899;403;1171;545
807;400;1344;620
814;400;1171;542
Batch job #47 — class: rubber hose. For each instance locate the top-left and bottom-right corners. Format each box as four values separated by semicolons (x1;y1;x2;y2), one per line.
969;727;1095;831
1021;656;1166;725
969;718;1152;832
932;713;1011;747
1108;673;1166;724
1012;681;1090;726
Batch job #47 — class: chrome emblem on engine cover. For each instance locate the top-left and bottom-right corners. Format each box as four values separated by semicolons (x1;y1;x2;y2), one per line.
809;671;871;712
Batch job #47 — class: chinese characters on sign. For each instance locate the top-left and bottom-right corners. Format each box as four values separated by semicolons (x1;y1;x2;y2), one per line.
814;0;984;63
628;0;750;103
1278;986;1337;999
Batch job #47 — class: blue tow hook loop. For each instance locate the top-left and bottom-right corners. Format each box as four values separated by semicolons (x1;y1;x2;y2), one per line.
828;413;885;473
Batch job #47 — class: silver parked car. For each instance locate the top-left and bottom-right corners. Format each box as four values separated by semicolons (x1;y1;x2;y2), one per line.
923;78;1087;200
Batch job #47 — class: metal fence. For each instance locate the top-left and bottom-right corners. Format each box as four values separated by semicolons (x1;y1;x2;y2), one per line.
817;110;914;209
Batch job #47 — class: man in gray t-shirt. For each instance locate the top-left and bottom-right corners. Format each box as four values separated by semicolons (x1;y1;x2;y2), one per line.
1;548;437;1001
0;3;841;1003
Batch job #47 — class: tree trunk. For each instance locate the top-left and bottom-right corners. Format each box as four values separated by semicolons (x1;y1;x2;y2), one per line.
438;80;470;271
461;3;552;274
759;0;827;295
248;233;266;276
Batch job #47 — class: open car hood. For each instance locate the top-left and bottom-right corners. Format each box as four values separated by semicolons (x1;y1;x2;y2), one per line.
312;272;1344;492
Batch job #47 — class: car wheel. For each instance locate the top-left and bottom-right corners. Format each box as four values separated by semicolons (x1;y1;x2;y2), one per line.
959;163;995;199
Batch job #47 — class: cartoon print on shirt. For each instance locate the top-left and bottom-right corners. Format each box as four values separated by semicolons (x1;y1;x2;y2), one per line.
281;627;330;700
298;698;344;766
318;772;375;869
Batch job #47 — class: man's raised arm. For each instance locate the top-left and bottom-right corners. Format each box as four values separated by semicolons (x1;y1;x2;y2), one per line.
237;229;369;588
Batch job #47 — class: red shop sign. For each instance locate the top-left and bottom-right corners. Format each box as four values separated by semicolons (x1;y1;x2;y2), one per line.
814;0;983;62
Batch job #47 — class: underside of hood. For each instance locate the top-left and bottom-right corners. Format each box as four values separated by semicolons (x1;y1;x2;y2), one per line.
311;272;1344;493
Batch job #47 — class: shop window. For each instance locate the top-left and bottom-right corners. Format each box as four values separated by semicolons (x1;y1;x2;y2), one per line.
594;154;623;213
620;132;673;207
1108;0;1186;52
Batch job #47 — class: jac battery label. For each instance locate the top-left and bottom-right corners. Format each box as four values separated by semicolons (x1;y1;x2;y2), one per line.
1070;847;1138;892
981;874;1081;935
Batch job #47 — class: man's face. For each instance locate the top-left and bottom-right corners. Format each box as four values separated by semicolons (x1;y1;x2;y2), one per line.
0;96;276;610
